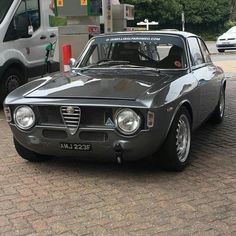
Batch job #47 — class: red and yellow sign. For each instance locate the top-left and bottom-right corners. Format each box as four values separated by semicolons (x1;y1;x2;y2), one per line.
57;0;63;7
81;0;87;6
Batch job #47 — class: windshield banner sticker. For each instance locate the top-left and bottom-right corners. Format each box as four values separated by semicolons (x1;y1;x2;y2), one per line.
105;37;161;42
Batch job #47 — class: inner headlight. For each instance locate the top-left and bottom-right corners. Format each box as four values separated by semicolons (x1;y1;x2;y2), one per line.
115;108;141;135
14;106;35;130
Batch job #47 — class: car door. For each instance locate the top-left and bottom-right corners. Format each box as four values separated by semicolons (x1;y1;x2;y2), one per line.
197;38;221;111
187;37;215;124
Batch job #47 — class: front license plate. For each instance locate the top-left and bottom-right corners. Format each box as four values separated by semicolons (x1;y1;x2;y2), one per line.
60;143;92;151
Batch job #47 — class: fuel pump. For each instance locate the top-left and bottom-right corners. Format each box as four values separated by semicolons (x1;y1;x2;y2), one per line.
55;0;102;70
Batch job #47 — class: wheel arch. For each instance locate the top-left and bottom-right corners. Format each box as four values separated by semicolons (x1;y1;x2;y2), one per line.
0;59;27;82
166;100;193;139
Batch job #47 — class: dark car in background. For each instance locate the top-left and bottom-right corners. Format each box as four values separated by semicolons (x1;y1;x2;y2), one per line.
4;31;226;171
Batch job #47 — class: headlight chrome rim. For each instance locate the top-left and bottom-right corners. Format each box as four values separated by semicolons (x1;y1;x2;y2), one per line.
14;105;35;130
115;108;141;135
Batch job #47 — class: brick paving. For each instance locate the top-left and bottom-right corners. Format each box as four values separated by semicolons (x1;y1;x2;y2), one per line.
0;80;236;235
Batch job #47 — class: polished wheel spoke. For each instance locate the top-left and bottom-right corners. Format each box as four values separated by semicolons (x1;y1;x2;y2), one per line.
219;91;225;117
176;114;191;162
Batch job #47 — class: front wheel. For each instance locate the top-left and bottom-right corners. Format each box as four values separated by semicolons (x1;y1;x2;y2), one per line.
14;138;51;162
159;107;192;171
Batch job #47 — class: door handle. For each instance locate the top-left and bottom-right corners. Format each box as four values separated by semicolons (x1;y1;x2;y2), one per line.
40;35;47;40
50;33;56;38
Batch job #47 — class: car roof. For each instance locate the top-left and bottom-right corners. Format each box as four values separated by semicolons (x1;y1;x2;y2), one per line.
97;30;197;39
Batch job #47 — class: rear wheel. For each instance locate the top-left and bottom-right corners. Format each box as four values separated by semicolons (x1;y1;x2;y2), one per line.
0;68;26;106
217;49;225;53
210;88;225;124
159;107;192;171
14;138;51;162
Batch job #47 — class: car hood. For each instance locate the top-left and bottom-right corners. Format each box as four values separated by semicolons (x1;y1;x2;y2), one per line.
25;70;173;101
218;32;236;39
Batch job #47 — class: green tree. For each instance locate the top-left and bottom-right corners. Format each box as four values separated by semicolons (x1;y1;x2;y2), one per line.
120;0;231;34
230;0;236;20
179;0;230;24
120;0;182;24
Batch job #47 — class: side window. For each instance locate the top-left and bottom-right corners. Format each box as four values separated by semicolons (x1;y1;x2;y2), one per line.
188;37;204;66
4;0;40;42
198;39;212;63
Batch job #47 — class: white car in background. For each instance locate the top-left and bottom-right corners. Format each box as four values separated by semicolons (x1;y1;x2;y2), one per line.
216;26;236;52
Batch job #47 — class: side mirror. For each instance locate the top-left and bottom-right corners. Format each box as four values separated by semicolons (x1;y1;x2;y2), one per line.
69;58;77;69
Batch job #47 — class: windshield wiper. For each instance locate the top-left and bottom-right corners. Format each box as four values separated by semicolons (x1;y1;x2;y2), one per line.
77;60;130;72
115;64;160;73
77;61;161;74
96;60;130;66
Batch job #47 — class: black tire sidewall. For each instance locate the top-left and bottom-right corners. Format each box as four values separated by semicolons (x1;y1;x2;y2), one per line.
210;87;225;124
0;68;24;104
160;107;192;171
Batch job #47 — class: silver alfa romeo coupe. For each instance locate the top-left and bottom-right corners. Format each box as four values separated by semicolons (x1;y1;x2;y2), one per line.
4;31;226;171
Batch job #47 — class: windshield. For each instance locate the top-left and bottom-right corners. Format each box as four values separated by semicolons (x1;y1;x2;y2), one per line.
79;34;187;70
0;0;14;24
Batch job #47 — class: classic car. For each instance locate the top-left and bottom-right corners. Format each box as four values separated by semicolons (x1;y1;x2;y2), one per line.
4;31;226;171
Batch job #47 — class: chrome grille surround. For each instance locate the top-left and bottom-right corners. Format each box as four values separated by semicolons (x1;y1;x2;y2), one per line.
60;106;81;135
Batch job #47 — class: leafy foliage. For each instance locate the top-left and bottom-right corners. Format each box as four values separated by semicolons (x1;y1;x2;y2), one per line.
120;0;231;34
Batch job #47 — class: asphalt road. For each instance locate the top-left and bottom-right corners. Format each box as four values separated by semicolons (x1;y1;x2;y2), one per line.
211;53;236;62
206;41;236;62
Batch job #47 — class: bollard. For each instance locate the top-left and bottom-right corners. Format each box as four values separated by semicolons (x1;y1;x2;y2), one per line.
62;44;72;73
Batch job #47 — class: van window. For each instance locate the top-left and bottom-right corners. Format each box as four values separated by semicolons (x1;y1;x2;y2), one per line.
23;0;40;31
4;0;40;42
0;0;14;24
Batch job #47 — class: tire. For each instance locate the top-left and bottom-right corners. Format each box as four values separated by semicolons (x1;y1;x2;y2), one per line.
14;138;51;162
0;68;26;106
217;49;225;53
210;88;225;124
159;107;192;171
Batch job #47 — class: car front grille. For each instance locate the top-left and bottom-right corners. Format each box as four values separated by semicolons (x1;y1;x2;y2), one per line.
219;38;236;41
37;105;114;128
61;106;81;135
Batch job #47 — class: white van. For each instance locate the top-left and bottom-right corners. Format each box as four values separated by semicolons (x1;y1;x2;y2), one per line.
0;0;58;104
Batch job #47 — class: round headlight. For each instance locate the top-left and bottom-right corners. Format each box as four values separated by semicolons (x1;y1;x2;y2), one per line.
14;106;35;130
115;108;141;135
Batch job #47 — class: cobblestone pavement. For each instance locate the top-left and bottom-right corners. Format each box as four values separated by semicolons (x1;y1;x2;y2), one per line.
0;81;236;236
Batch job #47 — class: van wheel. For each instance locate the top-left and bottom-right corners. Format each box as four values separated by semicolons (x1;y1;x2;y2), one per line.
0;68;25;105
14;138;51;162
159;107;192;171
218;49;225;53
